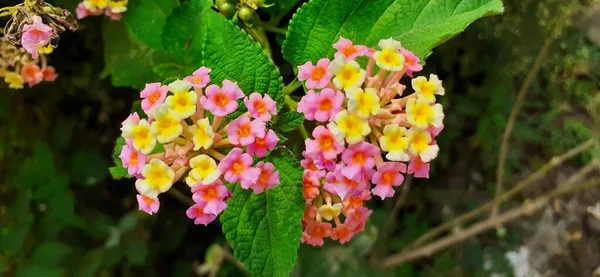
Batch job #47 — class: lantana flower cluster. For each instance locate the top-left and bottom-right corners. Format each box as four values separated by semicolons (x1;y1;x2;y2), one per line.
76;0;128;20
0;36;57;89
119;66;281;225
296;37;445;246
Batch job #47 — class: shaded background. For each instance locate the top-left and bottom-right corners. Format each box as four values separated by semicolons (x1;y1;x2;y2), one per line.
1;0;599;276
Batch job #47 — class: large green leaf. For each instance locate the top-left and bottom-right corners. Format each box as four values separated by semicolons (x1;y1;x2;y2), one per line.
123;0;180;50
161;0;213;72
220;148;305;277
282;0;504;66
202;10;284;109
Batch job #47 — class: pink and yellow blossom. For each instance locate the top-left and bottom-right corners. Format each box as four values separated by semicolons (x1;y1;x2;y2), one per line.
184;66;211;89
227;116;266;146
244;93;277;121
140;82;168;114
200;80;244;116
297;58;333;89
137;194;159;215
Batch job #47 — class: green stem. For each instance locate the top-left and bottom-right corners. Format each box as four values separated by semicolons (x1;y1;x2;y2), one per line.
282;80;301;95
262;24;287;35
0;6;17;17
245;27;272;57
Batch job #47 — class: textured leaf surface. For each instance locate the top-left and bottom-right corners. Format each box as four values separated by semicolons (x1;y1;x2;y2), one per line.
201;10;284;109
283;0;504;66
220;148;305;277
123;0;179;50
276;111;305;132
161;0;212;72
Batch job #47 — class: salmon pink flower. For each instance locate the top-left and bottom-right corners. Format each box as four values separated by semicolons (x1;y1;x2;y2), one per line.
297;58;333;89
186;203;217;225
407;156;430;178
334;169;369;199
332;37;368;61
184;66;211;89
119;142;146;176
20;64;43;87
21;16;53;59
137;194;159;215
245;161;279;193
244;93;277;121
330;224;354;244
305;126;344;160
246;129;278;158
341;141;378;179
301;152;326;179
218;148;260;184
304;221;332;246
42;66;58;81
140;82;168;114
345;207;372;232
303;174;320;200
371;162;406;199
401;48;423;77
200;80;244;116
227;116;266;146
191;180;228;215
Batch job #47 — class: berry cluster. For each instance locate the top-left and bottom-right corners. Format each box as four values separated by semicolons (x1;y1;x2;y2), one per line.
296;37;445;246
119;66;281;225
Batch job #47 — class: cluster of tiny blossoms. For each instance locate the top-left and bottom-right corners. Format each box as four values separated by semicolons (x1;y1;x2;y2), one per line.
119;66;280;225
76;0;127;20
296;37;445;246
1;32;57;89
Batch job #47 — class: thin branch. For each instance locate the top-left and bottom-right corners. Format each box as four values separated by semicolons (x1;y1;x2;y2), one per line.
409;139;595;248
167;187;194;206
380;178;600;268
262;25;287;35
492;36;556;218
282;79;302;95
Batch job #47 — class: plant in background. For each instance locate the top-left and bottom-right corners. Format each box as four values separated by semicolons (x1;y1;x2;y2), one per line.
0;36;57;89
296;37;445;246
118;66;280;225
76;0;128;20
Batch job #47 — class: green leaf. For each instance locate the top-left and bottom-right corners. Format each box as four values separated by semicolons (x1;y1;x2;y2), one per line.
109;166;130;179
73;248;105;277
161;0;213;71
220;147;305;277
70;150;109;187
283;0;504;66
31;241;72;266
153;63;187;80
103;20;168;89
16;264;64;277
112;137;126;167
124;0;180;50
275;111;305;132
201;10;284;110
125;238;148;265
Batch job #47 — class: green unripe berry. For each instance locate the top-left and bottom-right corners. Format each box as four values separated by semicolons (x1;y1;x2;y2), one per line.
219;3;235;17
238;6;255;23
215;0;233;6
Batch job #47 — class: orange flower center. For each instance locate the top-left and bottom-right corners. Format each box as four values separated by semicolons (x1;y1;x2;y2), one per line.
232;161;245;174
253;99;267;114
310;67;326;80
191;76;203;84
203;188;218;201
129;151;139;165
341;46;357;57
214;92;230;108
318;136;334;151
382;172;395;185
318;98;332;111
258;170;270;186
143;195;155;206
237;123;251;137
148;90;161;105
254;136;266;147
352;153;366;165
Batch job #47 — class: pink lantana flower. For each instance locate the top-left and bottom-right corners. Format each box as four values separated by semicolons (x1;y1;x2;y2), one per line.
301;152;326;179
245;161;280;193
136;194;160;215
334;169;369;199
200;80;244;116
371;162;407;199
297;89;343;122
401;48;423;77
184;66;211;89
21;64;43;87
140;82;168;114
407;156;430;178
76;2;103;19
341;141;379;179
21;16;53;59
297;90;318;120
119;142;146;176
227;116;266;146
244;93;277;121
303;221;332;247
297;58;333;89
330;224;355;244
104;9;122;20
186;203;217;225
42;66;58;81
345;207;372;232
246;129;278;158
120;112;140;137
218;147;260;184
191;180;229;215
428;124;445;138
305;126;344;160
332;37;368;61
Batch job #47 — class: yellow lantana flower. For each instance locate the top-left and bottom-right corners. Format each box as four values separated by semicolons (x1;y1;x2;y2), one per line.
346;87;381;119
108;0;128;13
84;0;108;10
411;74;444;103
122;119;156;154
374;38;405;71
379;124;410;162
4;72;24;89
318;203;342;221
185;155;220;186
150;109;183;144
405;97;444;129
189;118;214;150
328;56;366;90
135;159;174;198
166;80;197;119
406;128;439;163
329;110;371;144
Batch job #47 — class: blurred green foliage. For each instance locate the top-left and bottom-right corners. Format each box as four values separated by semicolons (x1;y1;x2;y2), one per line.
1;0;599;276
